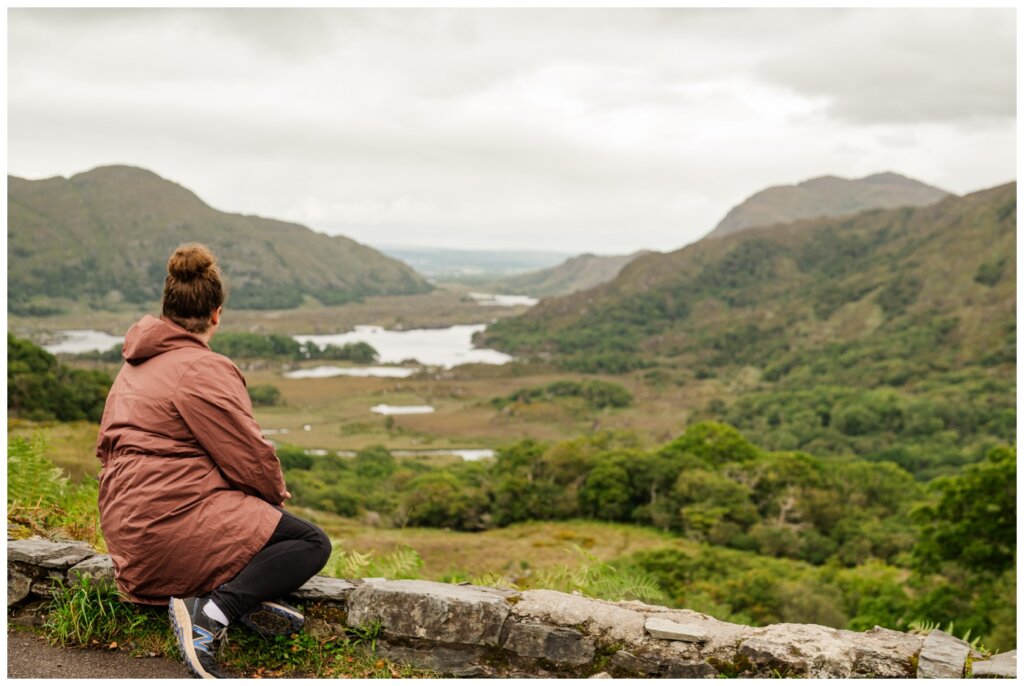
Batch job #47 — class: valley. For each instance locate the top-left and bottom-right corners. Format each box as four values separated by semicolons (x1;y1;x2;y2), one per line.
8;171;1016;654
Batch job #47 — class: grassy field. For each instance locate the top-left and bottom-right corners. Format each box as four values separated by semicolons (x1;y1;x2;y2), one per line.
242;363;712;452
293;506;680;583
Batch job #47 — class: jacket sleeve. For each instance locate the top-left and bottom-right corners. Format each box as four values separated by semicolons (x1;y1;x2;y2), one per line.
173;355;288;505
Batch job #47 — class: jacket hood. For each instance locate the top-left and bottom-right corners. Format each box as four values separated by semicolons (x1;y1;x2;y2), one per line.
122;315;209;365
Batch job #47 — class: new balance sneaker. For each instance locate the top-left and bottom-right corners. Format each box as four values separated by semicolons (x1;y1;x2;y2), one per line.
169;596;228;679
240;599;305;638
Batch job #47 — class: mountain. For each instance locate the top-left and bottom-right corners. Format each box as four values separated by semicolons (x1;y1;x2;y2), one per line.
8;166;432;313
468;251;652;298
707;172;951;239
482;183;1016;478
374;245;572;279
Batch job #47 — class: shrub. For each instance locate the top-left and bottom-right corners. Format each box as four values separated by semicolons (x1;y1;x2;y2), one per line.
8;334;112;422
248;384;283;406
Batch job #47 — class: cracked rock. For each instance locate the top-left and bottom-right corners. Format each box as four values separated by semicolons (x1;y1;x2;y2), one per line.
917;630;970;679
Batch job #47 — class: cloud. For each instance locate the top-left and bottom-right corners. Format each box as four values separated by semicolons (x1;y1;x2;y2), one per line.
757;8;1015;125
7;8;1017;253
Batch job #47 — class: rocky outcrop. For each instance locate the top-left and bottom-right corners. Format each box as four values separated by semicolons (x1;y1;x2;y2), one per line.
7;538;1010;678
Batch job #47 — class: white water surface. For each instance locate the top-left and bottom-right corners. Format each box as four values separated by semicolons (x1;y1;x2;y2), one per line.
468;292;539;307
293;324;512;368
284;365;418;379
41;330;124;355
322;448;494;461
370;404;435;415
393;448;495;461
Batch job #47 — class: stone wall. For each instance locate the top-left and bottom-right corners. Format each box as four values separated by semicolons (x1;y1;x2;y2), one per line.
8;538;1014;678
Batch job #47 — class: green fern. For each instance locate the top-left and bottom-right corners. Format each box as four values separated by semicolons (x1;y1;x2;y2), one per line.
469;572;519;590
7;434;103;547
8;434;65;507
329;545;424;580
908;619;990;656
530;543;665;603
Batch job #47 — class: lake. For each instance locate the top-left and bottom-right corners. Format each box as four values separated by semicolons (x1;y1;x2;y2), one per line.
306;447;495;462
370;404;435;415
284;366;419;379
293;324;513;368
39;323;514;370
467;292;539;307
41;329;124;355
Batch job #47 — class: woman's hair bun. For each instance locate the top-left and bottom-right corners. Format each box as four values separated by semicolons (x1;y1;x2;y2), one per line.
167;243;216;282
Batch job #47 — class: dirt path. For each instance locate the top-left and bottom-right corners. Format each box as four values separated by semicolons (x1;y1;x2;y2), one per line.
7;629;191;679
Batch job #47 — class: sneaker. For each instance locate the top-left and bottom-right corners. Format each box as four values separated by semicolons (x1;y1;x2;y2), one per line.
240;599;305;638
169;596;228;679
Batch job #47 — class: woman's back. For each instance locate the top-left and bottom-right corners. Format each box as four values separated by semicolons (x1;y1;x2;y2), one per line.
96;314;287;605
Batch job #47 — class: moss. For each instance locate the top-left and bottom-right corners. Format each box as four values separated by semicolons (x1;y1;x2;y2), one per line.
708;652;755;678
568;639;626;677
302;601;348;626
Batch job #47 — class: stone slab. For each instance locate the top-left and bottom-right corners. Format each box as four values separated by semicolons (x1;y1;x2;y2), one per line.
971;650;1016;679
346;578;512;646
8;539;96;569
290;575;357;603
645;616;707;642
504;621;595;665
512;589;647;646
67;555;115;582
917;629;970;679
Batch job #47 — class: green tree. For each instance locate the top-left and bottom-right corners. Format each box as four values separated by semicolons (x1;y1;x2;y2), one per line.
353;445;396;480
912;444;1016;574
578;453;632;521
660;422;760;467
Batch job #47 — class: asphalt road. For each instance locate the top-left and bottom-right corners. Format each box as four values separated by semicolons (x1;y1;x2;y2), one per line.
7;629;191;679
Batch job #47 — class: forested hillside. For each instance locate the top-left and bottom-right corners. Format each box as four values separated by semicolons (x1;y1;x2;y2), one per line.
8;165;432;314
483;183;1016;479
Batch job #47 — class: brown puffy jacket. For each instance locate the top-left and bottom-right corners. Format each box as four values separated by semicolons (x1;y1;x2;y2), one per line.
96;315;288;605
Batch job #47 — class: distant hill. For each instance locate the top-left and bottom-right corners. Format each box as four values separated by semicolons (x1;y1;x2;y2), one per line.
479;251;651;298
375;245;571;279
707;172;951;239
482;183;1016;478
8;166;432;313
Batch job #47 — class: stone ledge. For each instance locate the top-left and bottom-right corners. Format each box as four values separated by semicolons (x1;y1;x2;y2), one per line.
7;537;1008;678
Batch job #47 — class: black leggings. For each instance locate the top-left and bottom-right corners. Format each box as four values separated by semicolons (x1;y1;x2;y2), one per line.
208;508;332;622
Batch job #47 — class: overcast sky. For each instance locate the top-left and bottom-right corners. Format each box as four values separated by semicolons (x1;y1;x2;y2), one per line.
7;8;1017;254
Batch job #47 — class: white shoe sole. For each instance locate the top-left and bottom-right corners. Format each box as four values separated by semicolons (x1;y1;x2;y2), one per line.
169;597;219;679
